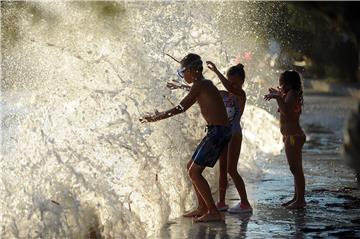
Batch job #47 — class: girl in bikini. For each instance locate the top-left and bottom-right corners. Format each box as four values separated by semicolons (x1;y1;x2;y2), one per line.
264;70;306;209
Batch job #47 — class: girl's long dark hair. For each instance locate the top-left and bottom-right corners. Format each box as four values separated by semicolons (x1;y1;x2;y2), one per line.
281;70;303;105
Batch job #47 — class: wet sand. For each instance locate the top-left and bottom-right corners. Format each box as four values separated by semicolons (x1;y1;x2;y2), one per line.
161;89;360;238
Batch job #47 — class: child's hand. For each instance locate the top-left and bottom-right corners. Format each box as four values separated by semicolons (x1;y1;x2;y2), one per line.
269;87;280;95
206;61;218;72
166;82;180;90
264;88;281;101
139;115;152;123
264;93;277;101
139;110;160;123
277;86;284;94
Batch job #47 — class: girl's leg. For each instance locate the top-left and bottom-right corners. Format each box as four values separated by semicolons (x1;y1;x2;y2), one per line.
281;136;297;207
218;147;228;206
284;136;306;209
281;178;297;206
227;133;251;207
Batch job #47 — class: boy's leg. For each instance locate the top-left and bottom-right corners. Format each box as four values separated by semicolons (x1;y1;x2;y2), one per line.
218;147;228;206
183;160;207;217
227;134;251;207
284;136;306;209
188;162;223;222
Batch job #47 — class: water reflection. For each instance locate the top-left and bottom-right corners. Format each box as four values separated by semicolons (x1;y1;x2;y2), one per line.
292;209;306;239
191;213;252;239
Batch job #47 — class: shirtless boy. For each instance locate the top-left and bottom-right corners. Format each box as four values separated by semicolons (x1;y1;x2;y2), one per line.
140;53;231;222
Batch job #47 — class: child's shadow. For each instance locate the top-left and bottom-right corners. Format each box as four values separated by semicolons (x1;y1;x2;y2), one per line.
292;209;307;239
191;213;252;239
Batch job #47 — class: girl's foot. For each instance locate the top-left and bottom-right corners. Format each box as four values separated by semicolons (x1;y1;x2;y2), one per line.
194;212;224;222
285;201;306;209
216;202;229;211
228;202;253;214
281;198;296;207
183;208;206;217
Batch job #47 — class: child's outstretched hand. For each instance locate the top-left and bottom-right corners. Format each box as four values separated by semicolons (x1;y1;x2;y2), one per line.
264;88;281;101
139;110;161;123
166;82;180;90
206;61;218;72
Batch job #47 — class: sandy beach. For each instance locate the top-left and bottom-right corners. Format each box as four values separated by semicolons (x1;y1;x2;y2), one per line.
161;87;360;239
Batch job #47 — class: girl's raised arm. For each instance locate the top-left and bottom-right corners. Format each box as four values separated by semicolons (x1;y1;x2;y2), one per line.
206;61;242;95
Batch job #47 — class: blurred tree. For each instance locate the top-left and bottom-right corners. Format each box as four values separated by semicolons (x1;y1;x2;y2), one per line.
291;2;360;82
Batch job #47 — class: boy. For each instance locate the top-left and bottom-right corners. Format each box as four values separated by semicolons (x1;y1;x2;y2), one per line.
140;53;231;222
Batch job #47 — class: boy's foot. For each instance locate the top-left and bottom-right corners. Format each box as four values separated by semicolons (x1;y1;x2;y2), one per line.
228;203;253;214
194;212;224;222
183;208;206;218
281;198;295;207
216;202;229;211
285;201;306;209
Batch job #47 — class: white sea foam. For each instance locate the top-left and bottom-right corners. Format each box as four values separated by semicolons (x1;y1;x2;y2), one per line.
1;2;283;238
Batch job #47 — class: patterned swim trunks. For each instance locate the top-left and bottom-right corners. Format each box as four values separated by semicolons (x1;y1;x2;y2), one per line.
192;125;232;168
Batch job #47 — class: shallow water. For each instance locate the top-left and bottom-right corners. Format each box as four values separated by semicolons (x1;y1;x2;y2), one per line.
161;91;360;239
1;2;285;238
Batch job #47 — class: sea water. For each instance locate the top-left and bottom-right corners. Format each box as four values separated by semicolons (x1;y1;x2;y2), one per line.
1;2;283;238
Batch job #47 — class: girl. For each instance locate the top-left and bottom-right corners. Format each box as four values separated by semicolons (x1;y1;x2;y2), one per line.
264;70;306;209
206;61;252;213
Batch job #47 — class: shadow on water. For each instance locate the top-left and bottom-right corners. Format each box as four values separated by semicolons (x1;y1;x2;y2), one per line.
161;213;252;239
161;207;314;238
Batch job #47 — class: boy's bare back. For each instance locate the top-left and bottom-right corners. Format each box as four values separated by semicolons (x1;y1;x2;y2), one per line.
181;79;228;126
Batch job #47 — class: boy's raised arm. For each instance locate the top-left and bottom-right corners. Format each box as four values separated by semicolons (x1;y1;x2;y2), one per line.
140;82;201;123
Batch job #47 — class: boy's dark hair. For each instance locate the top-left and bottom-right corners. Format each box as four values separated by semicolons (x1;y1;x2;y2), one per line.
281;70;303;105
180;53;203;72
227;63;245;81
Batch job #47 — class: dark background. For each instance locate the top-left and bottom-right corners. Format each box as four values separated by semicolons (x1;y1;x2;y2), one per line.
264;2;360;83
